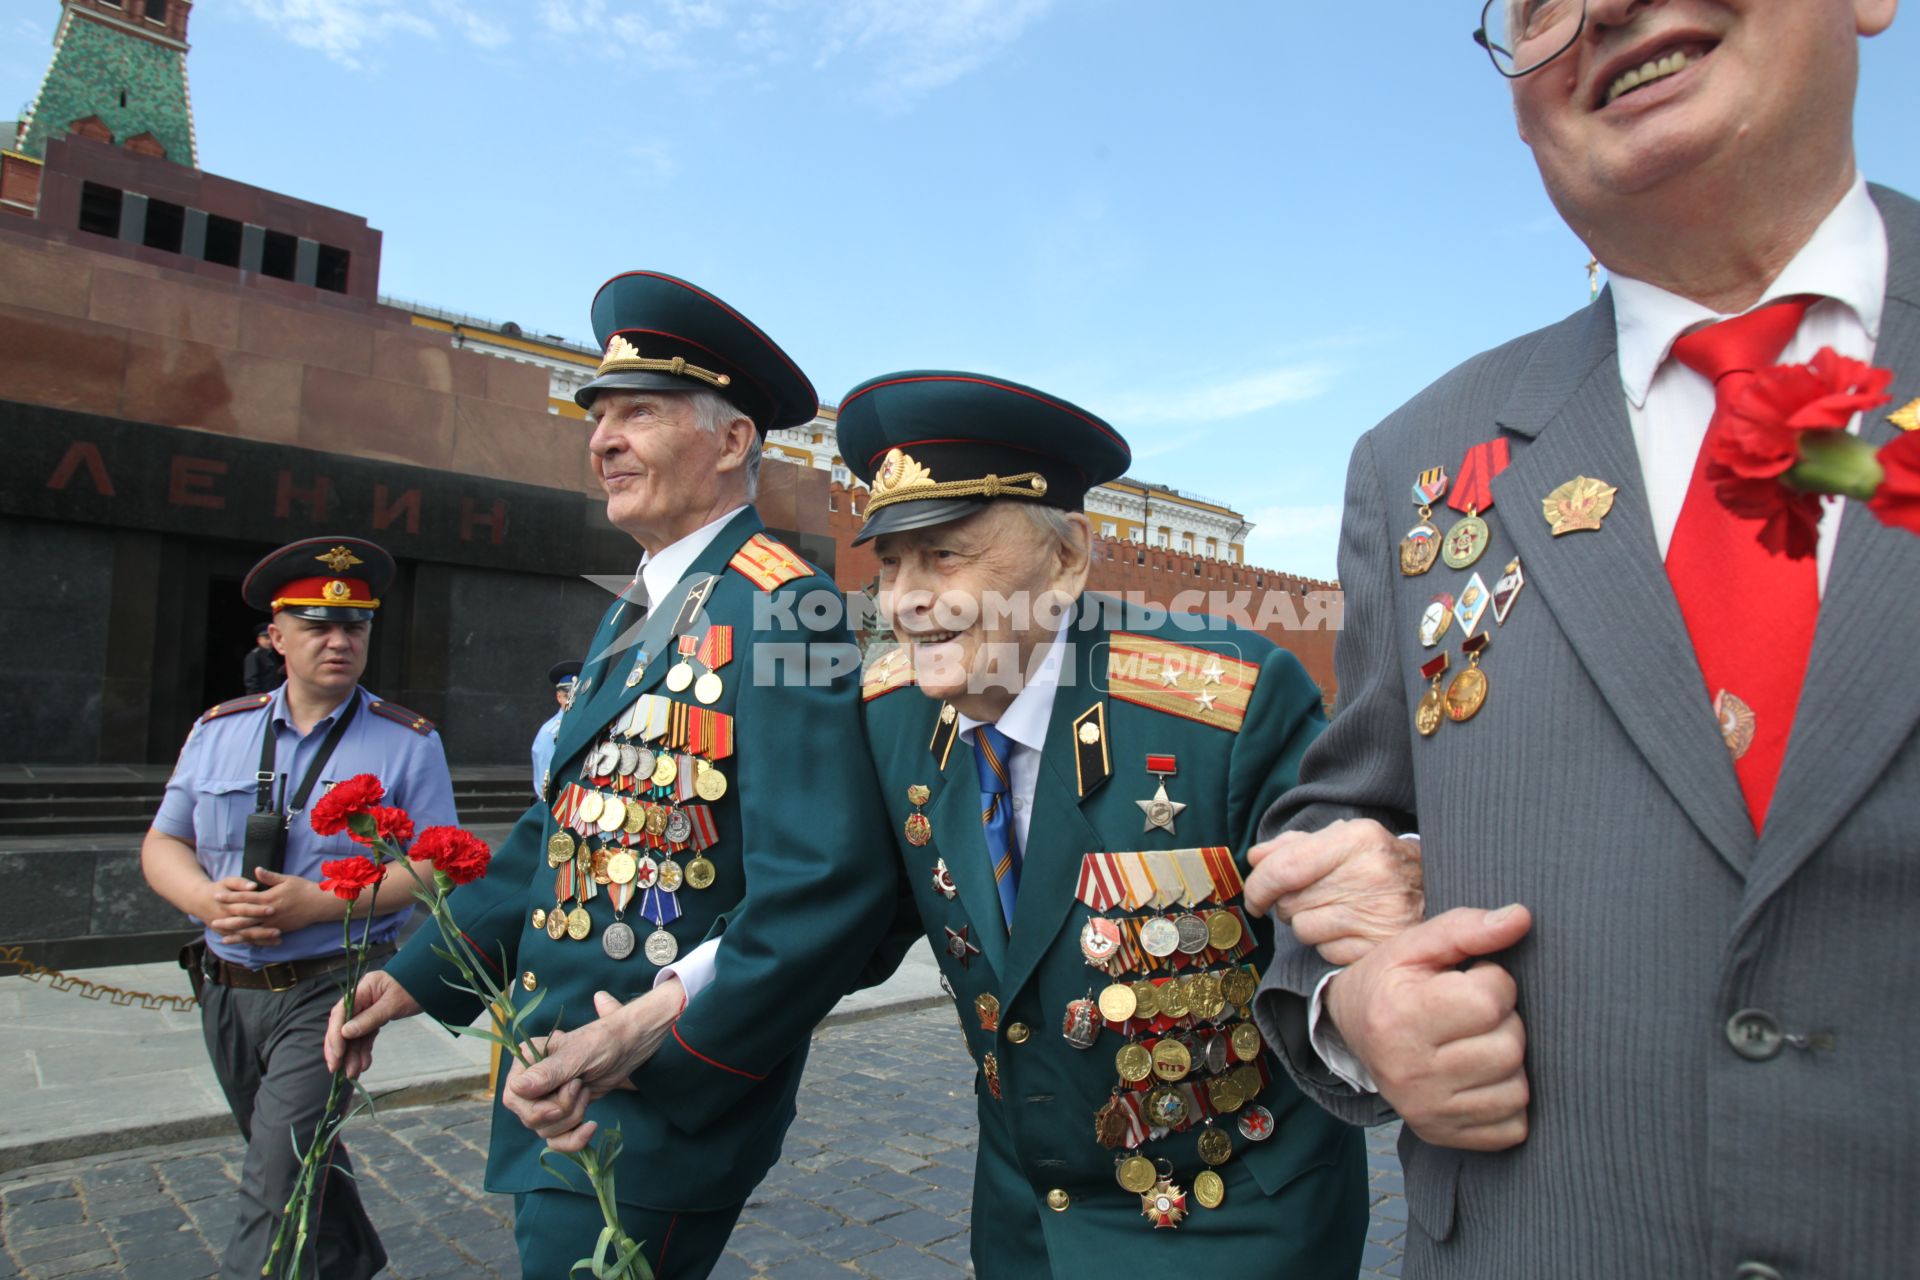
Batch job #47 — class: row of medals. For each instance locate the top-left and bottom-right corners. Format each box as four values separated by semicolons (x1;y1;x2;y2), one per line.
1071;908;1274;1221
533;732;728;965
1400;481;1516;734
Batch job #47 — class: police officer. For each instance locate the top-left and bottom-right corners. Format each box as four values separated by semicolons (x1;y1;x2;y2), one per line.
325;272;896;1279
141;535;457;1280
531;661;581;798
840;374;1368;1274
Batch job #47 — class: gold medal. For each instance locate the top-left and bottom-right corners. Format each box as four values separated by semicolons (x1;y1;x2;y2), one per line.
623;803;647;836
1188;973;1225;1021
693;671;723;705
547;831;575;867
546;908;568;940
1415;651;1451;738
1206;910;1242;952
1129;980;1162;1021
1444;634;1490;723
576;790;604;826
1145;1085;1188;1128
1206;1072;1247;1115
650;753;678;788
643;805;669;838
607;851;637;885
1442;512;1490;569
1192;1169;1225;1210
1116;1154;1157;1195
1230;1021;1264;1062
1230;1063;1262;1099
590;848;611;885
694;762;727;802
904;813;932;847
975;993;1001;1033
1115;1042;1154;1084
596;795;626;833
1097;982;1138;1024
1197;1125;1232;1167
1158;978;1191;1021
1094;1096;1131;1149
685;855;716;889
1542;475;1618;536
1218;968;1256;1007
531;907;547;930
657;858;684;892
566;906;592;941
665;661;695;693
1150;1038;1191;1082
1399;520;1440;576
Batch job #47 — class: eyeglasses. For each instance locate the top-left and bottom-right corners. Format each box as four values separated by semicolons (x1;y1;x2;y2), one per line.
1474;0;1587;78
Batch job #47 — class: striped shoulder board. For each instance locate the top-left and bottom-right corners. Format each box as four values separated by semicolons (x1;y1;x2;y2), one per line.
729;532;814;592
369;700;437;735
1105;633;1260;734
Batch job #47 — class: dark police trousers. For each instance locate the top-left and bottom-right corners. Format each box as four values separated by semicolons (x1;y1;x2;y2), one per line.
200;969;385;1280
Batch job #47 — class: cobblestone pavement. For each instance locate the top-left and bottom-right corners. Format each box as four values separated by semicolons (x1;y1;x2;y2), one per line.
0;1007;1406;1278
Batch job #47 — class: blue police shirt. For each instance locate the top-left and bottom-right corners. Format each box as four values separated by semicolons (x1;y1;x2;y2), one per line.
154;684;459;967
530;707;564;798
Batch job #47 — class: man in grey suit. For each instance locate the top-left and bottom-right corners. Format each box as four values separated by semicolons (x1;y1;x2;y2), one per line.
1247;1;1915;1276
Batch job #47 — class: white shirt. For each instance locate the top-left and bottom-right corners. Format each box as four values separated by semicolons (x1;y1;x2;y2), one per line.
638;505;750;610
1309;178;1890;1095
665;624;1072;1001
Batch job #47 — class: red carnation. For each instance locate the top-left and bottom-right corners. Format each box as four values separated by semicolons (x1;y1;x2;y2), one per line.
1868;430;1920;536
411;826;492;885
310;774;385;836
358;805;415;848
319;855;384;901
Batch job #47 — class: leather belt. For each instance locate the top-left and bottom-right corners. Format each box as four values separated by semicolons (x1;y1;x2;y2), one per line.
204;942;394;993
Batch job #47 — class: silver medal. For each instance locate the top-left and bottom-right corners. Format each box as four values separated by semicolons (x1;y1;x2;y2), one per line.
664;808;693;845
602;921;635;960
644;928;678;965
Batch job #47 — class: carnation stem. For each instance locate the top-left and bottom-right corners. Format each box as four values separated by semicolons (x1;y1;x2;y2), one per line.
1789;432;1884;501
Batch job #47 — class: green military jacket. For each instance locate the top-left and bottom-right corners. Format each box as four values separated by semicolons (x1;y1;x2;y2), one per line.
861;592;1364;1268
387;508;896;1211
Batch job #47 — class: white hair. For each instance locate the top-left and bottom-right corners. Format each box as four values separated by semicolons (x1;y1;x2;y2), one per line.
1017;502;1088;564
688;389;761;500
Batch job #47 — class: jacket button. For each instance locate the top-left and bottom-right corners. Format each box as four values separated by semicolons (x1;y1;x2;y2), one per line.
1006;1022;1031;1045
1734;1264;1782;1280
1046;1189;1069;1212
1726;1010;1782;1061
521;971;538;992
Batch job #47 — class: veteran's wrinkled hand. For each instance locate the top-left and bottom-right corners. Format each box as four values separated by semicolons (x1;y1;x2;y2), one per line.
1246;818;1424;965
504;980;684;1154
323;968;423;1078
1324;905;1533;1151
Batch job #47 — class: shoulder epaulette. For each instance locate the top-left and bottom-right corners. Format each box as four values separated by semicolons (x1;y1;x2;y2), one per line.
862;645;915;702
729;532;814;592
199;693;273;724
369;700;437;736
1105;632;1261;733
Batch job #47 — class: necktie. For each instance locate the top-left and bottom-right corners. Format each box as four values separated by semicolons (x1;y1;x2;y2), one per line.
973;723;1023;930
1664;298;1815;831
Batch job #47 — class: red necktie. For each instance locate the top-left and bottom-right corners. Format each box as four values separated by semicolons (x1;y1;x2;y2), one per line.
1664;298;1814;832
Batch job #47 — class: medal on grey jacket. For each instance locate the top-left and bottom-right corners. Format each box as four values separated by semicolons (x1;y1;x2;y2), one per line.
1401;467;1448;576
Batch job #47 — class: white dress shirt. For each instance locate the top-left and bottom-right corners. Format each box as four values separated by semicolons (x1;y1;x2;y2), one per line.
1308;178;1890;1095
665;624;1071;1002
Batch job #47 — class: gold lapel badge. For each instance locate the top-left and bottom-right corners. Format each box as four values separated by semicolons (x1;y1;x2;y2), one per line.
1890;398;1920;433
1542;476;1618;536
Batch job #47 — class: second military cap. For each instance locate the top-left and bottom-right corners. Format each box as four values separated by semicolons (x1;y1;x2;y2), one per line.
576;270;818;432
838;371;1132;544
241;536;395;623
549;660;583;687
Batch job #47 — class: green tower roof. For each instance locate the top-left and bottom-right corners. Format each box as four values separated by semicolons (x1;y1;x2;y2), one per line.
18;1;197;167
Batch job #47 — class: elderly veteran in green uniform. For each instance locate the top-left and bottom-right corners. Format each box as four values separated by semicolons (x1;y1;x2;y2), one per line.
143;536;456;1280
323;272;897;1279
843;373;1368;1274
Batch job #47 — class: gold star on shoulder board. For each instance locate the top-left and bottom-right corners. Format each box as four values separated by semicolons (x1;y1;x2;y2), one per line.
1137;779;1186;834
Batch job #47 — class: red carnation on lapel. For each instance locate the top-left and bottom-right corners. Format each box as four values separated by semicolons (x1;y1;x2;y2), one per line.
1868;430;1920;535
318;855;383;901
411;826;492;885
1708;348;1895;559
310;774;385;836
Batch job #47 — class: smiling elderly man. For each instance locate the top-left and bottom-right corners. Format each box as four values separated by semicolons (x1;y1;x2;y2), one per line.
324;271;895;1280
1246;1;1918;1277
837;372;1373;1275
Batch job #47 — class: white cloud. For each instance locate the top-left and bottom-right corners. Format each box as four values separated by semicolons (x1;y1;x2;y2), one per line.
1101;361;1339;430
1240;504;1344;580
235;0;509;68
623;140;680;180
815;0;1058;108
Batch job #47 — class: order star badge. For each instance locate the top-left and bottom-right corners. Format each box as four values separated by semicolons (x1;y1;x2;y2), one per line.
944;924;980;968
1137;779;1186;835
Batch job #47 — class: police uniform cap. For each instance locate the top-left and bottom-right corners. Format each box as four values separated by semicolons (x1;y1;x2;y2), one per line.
838;371;1132;545
576;271;818;433
242;536;395;623
549;660;583;688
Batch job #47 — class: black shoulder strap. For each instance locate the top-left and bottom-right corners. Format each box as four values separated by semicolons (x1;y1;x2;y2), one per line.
254;694;362;816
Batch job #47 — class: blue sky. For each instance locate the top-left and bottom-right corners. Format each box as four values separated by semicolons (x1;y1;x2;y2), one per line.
6;2;1917;580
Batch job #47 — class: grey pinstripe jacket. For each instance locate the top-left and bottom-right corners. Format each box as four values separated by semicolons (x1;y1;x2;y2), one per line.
1254;186;1920;1280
